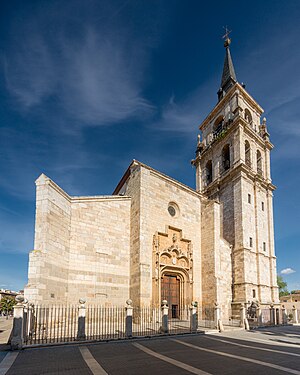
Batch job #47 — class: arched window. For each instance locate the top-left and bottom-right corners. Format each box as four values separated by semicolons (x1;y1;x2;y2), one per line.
245;140;251;167
213;115;224;136
206;160;212;185
222;144;230;171
257;150;262;176
245;109;252;125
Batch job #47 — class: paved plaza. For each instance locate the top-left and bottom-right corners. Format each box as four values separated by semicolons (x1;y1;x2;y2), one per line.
0;326;300;374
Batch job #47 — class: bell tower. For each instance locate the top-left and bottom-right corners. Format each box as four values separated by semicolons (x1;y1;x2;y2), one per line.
192;34;279;314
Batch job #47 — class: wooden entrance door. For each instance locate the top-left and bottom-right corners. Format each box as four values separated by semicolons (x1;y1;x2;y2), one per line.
161;274;180;318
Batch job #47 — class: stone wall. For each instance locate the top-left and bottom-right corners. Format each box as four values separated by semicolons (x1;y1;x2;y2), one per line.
25;174;71;303
201;199;232;319
68;195;131;305
123;162;202;307
25;174;131;305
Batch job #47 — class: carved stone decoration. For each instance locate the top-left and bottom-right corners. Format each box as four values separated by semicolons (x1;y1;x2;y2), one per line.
152;226;193;308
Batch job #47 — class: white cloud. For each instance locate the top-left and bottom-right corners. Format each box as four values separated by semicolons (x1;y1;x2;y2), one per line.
3;24;153;126
281;268;296;275
151;80;217;134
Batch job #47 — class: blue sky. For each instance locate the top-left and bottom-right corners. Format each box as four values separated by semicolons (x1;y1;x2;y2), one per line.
0;0;299;292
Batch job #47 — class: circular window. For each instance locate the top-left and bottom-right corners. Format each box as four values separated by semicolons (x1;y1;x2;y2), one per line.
168;205;176;217
168;202;179;217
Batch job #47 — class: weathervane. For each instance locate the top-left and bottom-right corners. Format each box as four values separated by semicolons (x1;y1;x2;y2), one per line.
222;26;232;47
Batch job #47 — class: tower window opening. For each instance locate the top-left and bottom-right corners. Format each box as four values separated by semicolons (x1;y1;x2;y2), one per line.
222;144;230;171
262;202;265;211
257;150;263;176
248;194;251;204
252;289;256;298
206;160;213;185
249;237;253;247
213;116;224;137
263;242;266;252
245;140;251;167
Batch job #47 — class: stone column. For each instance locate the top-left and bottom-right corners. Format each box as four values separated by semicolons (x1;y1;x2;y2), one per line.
11;295;25;350
161;300;169;334
190;302;198;333
125;299;133;338
77;299;86;340
292;305;298;324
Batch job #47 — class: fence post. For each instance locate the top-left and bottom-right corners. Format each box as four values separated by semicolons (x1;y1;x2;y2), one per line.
161;300;169;334
256;304;262;326
28;303;35;339
240;304;249;330
11;295;25;350
190;302;198;333
125;299;133;338
292;306;298;324
214;303;224;332
282;305;287;325
77;299;86;340
270;304;275;325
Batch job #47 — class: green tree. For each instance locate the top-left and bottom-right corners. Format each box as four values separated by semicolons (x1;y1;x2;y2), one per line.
277;275;289;297
0;296;16;319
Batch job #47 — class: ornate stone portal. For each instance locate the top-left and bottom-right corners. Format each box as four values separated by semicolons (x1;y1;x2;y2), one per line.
152;226;193;312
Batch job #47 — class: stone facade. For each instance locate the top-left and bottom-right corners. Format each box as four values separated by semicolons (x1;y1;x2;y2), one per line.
25;42;280;318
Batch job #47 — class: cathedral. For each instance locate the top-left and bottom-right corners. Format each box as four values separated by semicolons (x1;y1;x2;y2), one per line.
25;37;280;319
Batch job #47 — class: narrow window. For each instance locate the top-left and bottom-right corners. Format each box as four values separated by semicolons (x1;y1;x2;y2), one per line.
263;242;266;251
252;289;256;298
245;140;251;167
249;237;253;247
248;194;251;204
262;201;264;211
206;160;213;185
222;144;230;171
245;108;253;125
257;150;262;176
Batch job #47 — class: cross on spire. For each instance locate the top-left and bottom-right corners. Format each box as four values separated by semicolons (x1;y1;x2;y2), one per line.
222;26;231;40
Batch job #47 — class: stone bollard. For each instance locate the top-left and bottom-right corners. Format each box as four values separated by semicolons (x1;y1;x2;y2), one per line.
125;299;133;338
161;300;169;334
292;305;298;324
77;299;86;340
190;301;198;333
11;295;25;350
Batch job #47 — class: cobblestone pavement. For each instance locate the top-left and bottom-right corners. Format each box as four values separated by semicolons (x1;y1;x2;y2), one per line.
0;326;299;375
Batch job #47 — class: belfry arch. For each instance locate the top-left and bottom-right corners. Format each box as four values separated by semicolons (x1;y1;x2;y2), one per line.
152;226;193;316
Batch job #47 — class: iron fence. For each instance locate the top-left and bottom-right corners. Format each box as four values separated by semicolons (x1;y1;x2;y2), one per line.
168;306;192;334
24;305;78;345
86;306;125;340
133;307;161;336
197;306;216;329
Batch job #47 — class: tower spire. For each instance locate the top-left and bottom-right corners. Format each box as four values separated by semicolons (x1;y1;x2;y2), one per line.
218;27;237;100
